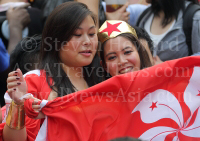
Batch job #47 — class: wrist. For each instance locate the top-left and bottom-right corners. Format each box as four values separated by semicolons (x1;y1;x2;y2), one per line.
14;99;24;105
6;100;25;130
9;26;23;32
9;24;24;31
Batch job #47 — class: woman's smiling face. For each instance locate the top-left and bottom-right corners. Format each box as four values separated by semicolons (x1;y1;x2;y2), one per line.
104;36;141;76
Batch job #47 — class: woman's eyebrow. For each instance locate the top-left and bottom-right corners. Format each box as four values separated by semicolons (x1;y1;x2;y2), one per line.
76;26;95;30
122;46;132;51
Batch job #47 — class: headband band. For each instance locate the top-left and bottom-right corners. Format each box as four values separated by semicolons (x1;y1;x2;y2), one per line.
98;20;138;44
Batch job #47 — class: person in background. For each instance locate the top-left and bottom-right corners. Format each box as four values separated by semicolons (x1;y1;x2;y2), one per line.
41;0;101;27
127;4;147;26
0;0;43;51
6;4;31;53
101;0;148;26
101;1;130;23
133;26;154;65
137;0;200;62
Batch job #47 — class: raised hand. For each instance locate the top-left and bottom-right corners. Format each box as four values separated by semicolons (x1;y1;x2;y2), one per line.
106;2;130;22
6;3;31;30
7;68;27;104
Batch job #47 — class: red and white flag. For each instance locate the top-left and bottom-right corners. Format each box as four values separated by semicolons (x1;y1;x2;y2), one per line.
23;56;200;141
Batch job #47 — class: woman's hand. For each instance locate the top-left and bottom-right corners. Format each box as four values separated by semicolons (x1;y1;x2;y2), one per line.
25;95;45;119
7;68;27;104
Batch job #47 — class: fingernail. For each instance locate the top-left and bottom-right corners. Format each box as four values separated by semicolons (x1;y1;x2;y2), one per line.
16;77;20;80
17;82;21;85
15;71;18;73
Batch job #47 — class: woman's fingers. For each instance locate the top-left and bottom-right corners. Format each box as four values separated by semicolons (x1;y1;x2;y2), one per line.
32;99;41;105
7;88;16;94
7;81;21;89
7;69;24;84
32;100;41;113
32;105;40;112
8;71;18;77
7;76;20;83
123;12;130;17
15;68;25;82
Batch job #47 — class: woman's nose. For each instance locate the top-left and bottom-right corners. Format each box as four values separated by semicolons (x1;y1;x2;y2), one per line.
82;35;91;47
118;56;128;67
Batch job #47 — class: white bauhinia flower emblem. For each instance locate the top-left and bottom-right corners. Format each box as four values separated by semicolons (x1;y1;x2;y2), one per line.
132;67;200;141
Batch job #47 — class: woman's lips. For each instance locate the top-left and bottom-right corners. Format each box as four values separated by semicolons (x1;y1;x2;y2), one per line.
79;50;92;57
119;66;133;74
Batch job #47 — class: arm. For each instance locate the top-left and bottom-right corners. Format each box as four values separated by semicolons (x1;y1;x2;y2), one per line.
76;0;100;28
3;69;27;141
6;4;30;54
3;126;27;141
3;69;47;141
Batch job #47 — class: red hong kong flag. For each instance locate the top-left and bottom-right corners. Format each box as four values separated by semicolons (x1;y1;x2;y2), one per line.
25;56;200;141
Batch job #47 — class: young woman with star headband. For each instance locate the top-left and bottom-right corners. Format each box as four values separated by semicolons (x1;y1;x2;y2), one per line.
2;2;102;141
98;20;153;78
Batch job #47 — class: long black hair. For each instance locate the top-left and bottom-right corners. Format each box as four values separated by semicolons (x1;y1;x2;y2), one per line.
39;2;100;97
151;0;185;27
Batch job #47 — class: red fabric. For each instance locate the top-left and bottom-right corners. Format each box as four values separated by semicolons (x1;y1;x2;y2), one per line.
0;70;51;141
25;56;200;141
24;99;40;119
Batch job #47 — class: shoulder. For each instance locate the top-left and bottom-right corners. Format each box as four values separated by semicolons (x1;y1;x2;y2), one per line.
184;1;200;20
24;70;51;99
24;69;41;78
24;69;46;87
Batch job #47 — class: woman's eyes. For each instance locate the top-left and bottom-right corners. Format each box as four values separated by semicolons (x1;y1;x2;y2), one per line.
107;51;133;60
73;33;95;37
108;56;116;60
89;33;95;36
73;34;81;37
124;50;133;55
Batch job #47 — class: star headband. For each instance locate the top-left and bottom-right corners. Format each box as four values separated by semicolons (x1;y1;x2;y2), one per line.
98;20;138;44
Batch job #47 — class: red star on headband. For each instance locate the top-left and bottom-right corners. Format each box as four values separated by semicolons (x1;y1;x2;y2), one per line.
100;22;122;36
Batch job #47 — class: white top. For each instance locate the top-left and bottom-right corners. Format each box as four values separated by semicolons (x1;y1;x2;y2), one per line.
144;14;175;56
